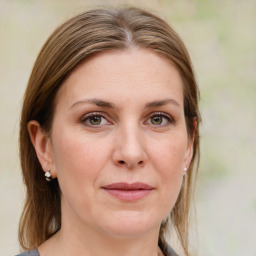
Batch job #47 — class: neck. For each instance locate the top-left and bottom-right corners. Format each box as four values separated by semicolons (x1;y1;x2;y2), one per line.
39;229;162;256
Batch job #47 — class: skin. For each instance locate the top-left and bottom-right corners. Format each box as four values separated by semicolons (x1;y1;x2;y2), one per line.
28;48;194;256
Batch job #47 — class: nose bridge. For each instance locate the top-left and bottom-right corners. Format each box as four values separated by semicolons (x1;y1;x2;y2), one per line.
113;119;147;168
122;122;142;153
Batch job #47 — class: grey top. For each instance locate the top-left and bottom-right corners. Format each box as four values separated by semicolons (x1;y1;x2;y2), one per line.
16;246;178;256
167;246;178;256
15;250;39;256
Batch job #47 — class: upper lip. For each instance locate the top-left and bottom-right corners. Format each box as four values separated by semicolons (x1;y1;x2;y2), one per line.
102;182;153;190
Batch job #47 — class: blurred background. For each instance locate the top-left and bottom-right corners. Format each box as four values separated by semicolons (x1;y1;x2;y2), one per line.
0;0;255;255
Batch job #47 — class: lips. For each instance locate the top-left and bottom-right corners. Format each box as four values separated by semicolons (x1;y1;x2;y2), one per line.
102;182;154;202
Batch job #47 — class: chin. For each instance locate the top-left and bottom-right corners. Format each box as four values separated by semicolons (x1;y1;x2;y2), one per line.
99;211;161;238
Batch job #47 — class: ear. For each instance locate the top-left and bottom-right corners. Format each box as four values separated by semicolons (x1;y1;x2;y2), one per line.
27;120;57;179
184;119;197;169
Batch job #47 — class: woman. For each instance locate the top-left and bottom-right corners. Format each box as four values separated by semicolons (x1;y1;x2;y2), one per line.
17;6;200;256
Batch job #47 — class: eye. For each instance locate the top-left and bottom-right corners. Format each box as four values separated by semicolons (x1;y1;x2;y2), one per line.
145;112;174;126
81;112;111;127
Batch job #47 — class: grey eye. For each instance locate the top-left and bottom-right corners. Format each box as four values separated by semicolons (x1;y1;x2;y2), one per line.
145;112;174;127
88;116;102;125
150;116;163;125
82;113;109;127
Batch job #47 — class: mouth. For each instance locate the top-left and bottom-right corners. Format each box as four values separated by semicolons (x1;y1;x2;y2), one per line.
102;182;154;202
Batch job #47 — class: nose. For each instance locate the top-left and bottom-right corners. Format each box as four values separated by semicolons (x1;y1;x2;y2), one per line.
112;125;148;169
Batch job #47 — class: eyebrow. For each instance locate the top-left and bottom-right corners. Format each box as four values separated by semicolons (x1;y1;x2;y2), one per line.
70;98;116;109
70;98;180;110
145;99;181;108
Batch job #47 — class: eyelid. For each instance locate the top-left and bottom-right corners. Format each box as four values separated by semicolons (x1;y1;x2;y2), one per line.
145;111;175;125
81;111;113;126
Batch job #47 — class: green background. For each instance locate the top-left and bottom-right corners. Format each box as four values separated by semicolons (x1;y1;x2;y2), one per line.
0;0;255;255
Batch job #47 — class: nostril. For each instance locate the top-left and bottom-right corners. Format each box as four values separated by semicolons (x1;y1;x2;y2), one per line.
138;161;144;165
117;160;144;167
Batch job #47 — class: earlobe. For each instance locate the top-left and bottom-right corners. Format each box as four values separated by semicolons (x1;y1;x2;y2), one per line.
27;121;56;178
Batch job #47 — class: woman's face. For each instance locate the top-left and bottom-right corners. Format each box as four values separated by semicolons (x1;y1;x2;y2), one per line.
43;49;193;237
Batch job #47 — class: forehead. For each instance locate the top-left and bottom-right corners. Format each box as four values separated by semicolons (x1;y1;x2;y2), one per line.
55;48;184;109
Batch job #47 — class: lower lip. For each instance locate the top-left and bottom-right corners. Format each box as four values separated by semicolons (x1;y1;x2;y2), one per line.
103;189;153;202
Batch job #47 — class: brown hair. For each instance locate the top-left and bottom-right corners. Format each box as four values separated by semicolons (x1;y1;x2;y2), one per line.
19;6;200;255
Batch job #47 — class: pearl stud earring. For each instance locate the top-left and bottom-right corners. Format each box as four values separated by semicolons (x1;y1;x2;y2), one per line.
45;170;52;181
183;167;188;177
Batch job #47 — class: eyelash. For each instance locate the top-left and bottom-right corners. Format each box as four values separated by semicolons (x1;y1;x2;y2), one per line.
145;112;175;126
81;112;175;127
81;112;111;127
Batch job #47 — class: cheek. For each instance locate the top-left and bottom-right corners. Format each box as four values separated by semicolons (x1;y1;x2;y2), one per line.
50;129;113;220
151;135;187;176
51;129;111;191
149;135;187;207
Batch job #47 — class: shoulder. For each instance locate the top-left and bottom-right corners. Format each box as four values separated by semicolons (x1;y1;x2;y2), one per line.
15;249;39;256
